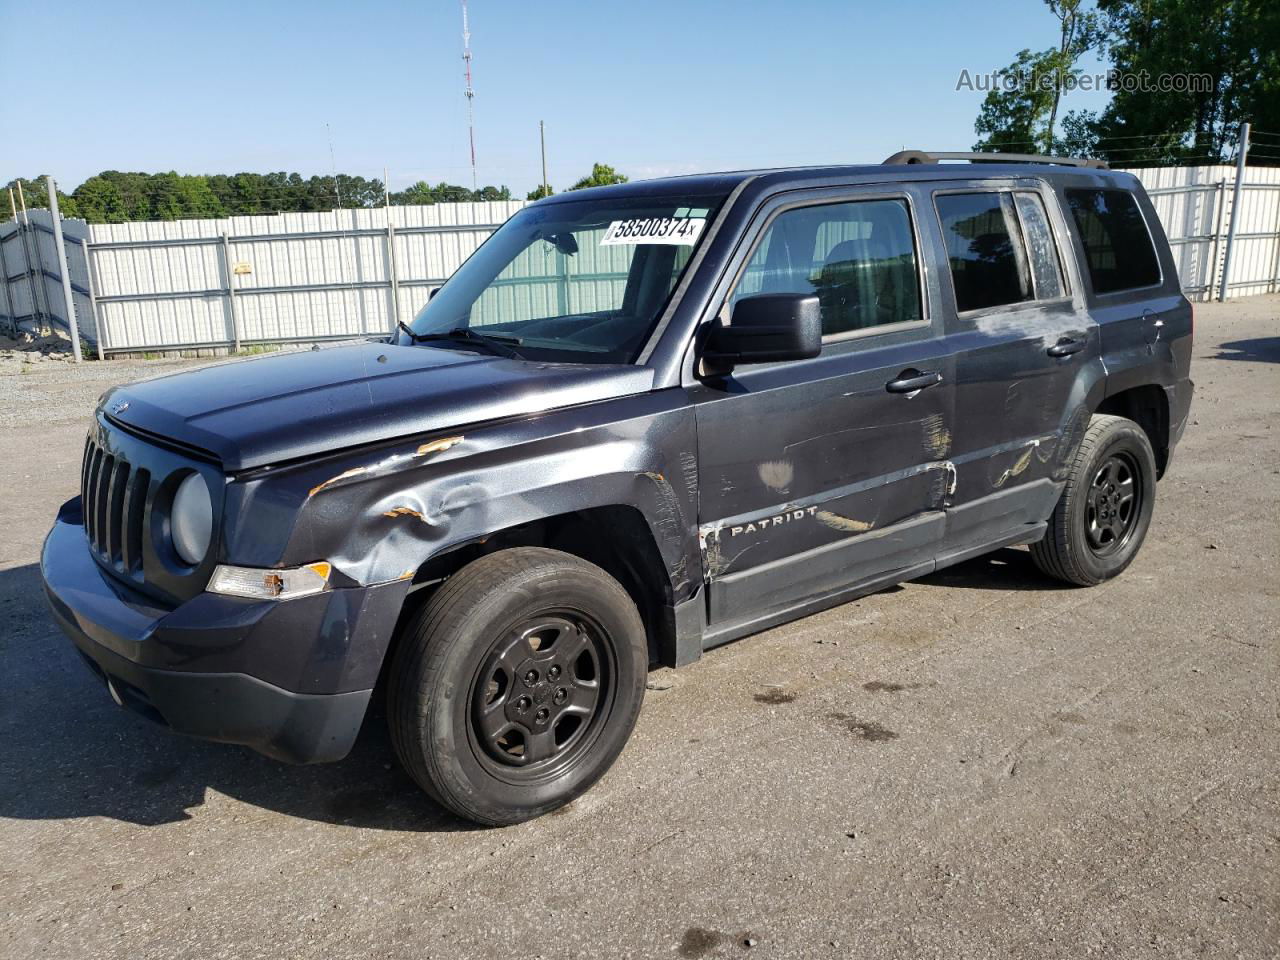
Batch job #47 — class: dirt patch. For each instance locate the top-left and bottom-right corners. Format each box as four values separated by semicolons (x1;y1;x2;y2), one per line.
678;927;724;958
829;713;899;742
862;680;923;693
753;689;797;705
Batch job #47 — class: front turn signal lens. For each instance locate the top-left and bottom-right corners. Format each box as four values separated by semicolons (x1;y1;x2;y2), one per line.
207;561;331;600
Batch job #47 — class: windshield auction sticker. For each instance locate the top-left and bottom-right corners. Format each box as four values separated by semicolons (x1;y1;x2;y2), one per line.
601;217;706;246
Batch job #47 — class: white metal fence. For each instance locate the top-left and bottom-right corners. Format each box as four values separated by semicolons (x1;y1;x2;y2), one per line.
1121;165;1280;301
1;200;526;357
3;165;1279;359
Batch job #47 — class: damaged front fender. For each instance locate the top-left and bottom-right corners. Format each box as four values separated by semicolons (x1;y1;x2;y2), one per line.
221;391;703;603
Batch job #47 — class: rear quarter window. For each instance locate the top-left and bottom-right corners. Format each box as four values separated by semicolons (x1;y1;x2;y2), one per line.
1065;188;1161;294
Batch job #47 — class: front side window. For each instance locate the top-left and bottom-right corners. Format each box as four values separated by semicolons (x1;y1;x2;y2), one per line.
1065;188;1161;294
408;193;726;363
731;198;923;337
935;192;1032;312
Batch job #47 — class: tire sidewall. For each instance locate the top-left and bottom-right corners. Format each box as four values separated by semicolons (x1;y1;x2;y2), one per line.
423;566;646;824
1066;422;1157;582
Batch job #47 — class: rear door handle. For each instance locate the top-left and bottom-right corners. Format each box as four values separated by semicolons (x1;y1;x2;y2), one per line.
885;369;943;394
1047;337;1085;358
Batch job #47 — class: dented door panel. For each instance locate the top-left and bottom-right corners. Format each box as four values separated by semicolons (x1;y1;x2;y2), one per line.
692;337;955;624
941;299;1101;547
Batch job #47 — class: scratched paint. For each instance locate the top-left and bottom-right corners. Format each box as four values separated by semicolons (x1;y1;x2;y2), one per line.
994;440;1042;488
816;510;874;533
921;413;952;460
758;460;794;493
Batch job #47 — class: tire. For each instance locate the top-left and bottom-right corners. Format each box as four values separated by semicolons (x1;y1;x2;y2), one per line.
1031;413;1157;586
387;547;647;826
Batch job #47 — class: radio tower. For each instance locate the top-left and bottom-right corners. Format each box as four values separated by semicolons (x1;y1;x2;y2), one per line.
461;0;477;191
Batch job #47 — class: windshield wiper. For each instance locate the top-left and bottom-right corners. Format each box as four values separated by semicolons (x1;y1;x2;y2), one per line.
398;321;524;359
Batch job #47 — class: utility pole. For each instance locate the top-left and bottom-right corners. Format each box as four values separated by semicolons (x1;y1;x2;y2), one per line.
461;0;477;192
46;176;83;362
383;166;391;207
540;120;549;199
1218;121;1251;302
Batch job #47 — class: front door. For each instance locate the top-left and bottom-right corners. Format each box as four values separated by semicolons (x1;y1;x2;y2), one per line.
689;188;955;634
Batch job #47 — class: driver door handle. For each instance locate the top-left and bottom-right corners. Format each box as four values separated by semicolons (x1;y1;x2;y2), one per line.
1047;337;1086;358
885;369;943;394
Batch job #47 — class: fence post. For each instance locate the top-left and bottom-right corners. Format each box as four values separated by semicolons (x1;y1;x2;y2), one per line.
220;231;243;352
386;216;401;335
1206;179;1227;301
1218;121;1251;302
46;177;83;362
80;238;106;360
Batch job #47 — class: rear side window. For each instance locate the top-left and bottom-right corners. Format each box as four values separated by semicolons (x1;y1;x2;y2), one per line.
1065;189;1161;294
1014;192;1065;299
732;198;923;337
935;193;1032;312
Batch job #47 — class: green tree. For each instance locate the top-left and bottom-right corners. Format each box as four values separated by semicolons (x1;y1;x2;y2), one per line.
972;48;1060;153
1085;0;1280;165
568;163;628;190
1044;0;1102;150
526;183;554;201
2;176;79;219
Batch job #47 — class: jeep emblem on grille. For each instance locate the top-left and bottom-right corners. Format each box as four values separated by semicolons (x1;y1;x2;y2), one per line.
112;401;129;414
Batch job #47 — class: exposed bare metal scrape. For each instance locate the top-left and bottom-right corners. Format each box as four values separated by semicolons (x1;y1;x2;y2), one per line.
308;466;369;498
416;436;463;456
383;506;429;522
921;413;952;460
758;460;794;493
816;510;874;533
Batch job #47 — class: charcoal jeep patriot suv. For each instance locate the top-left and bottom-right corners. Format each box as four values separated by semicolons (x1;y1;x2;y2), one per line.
43;150;1193;825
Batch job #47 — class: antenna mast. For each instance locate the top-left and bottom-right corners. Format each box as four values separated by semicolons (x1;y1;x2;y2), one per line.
461;0;477;191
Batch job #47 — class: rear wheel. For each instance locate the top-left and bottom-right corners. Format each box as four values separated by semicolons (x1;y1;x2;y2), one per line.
1031;414;1157;586
387;547;647;826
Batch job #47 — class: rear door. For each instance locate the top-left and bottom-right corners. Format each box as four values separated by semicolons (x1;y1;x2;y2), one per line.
929;180;1100;553
1057;182;1190;399
688;185;955;634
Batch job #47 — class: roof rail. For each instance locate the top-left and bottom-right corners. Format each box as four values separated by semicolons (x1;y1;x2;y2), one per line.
883;150;1109;170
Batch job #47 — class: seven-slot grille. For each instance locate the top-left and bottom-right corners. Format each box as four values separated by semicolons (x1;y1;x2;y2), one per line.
81;434;150;575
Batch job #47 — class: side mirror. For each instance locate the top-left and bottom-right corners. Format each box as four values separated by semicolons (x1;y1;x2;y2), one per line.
703;293;822;370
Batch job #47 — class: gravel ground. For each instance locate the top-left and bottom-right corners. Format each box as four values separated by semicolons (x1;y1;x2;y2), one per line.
1;297;1276;960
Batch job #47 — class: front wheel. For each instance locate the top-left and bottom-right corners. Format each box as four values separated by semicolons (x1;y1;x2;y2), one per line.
387;547;647;826
1031;413;1158;586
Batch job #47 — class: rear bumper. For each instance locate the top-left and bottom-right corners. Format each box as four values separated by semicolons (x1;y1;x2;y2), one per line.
1165;377;1195;469
41;499;410;764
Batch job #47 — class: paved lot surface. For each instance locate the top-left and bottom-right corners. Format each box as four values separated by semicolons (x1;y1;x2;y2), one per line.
1;299;1277;960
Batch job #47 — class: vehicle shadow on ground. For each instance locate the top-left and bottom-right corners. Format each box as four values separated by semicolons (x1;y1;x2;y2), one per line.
0;563;478;832
2;548;1061;831
917;547;1073;592
1214;336;1280;364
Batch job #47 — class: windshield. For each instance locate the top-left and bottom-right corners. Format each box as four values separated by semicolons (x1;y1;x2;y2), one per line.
403;192;727;363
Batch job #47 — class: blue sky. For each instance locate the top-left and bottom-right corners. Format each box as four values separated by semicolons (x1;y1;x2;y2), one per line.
1;0;1112;195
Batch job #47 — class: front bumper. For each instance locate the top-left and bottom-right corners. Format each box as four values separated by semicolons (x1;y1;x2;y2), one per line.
41;498;411;764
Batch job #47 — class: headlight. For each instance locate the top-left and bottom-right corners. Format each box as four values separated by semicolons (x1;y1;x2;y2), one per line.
170;472;213;565
208;562;331;600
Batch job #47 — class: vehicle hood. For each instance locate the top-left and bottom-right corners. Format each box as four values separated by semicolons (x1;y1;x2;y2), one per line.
100;342;655;470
